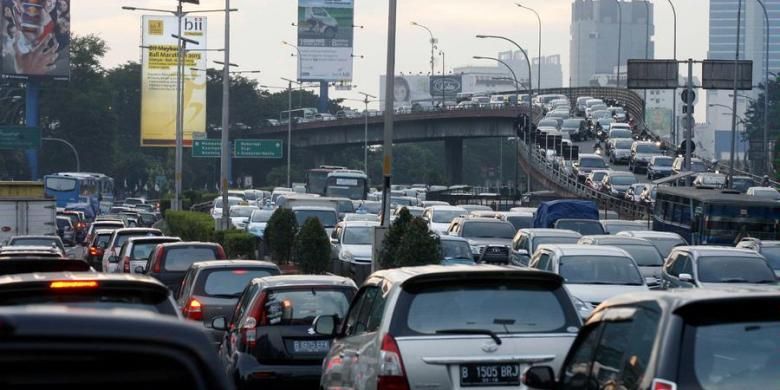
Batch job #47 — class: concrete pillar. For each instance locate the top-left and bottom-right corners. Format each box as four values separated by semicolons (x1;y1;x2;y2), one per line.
445;137;463;185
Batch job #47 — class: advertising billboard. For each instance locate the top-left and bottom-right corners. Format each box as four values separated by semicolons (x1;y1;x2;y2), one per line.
1;0;70;80
430;75;463;97
297;0;353;81
140;15;207;147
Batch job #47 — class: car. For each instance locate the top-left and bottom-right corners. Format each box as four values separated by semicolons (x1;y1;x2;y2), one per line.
671;156;708;176
422;205;467;234
553;218;607;235
122;197;147;206
731;175;755;193
459;204;493;213
146;242;227;294
0;305;234;389
315;265;582;390
601;172;638;197
624;183;648;203
446;217;516;260
83;229;115;269
639;183;657;206
82;220;124;248
607;127;632;141
560;118;586;141
55;216;76;246
575;96;594;115
0;272;180;316
228;205;259;230
116;236;182;274
58;210;88;242
661;246;777;289
608;139;633;164
628;141;662;173
646;155;674;180
499;211;535;230
577;235;665;287
693;172;726;189
6;235;66;255
573;154;608;182
601;219;648;234
0;258;91;276
101;228;163;273
246;208;274;239
0;245;64;259
521;287;780;390
439;235;475;265
176;260;281;345
529;244;649;307
211;196;244;220
215;275;356;389
746;186;780;200
736;238;780;278
616;230;687;258
292;206;339;236
510;228;582;266
330;220;380;277
585;169;610;191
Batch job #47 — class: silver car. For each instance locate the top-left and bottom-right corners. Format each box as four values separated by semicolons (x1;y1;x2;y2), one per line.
315;265;582;390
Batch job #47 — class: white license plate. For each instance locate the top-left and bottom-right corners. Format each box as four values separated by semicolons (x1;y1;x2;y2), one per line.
293;340;330;353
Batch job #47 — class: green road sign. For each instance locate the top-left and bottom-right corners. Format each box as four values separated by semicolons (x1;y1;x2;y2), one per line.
234;139;283;159
0;126;40;150
192;139;221;158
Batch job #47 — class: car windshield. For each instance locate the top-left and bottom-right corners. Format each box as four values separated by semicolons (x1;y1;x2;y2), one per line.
613;244;664;266
611;175;638;185
609;129;632;139
342;226;373;245
115;232;161;248
650;238;685;258
294;210;338;228
591;172;608;182
636;144;660;154
556;221;605;235
606;222;647;234
562;120;582;128
200;268;278;297
559;255;643;285
232;207;257;218
580;158;606;168
654;158;673;166
163;247;218;271
760;247;780;270
265;287;352;326
614;140;633;149
461;222;515;239
251;210;273;223
432;209;466;223
506;215;533;230
130;241;172;260
399;280;577;335
697;256;776;283
10;238;58;247
440;240;474;261
752;188;780;200
531;236;581;253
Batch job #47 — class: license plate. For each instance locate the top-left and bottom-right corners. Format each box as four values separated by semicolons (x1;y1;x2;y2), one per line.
292;339;330;353
460;363;521;387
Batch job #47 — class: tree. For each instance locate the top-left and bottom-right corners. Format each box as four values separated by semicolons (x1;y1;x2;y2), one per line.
265;208;298;263
294;217;331;274
395;218;441;267
743;77;780;174
378;207;413;269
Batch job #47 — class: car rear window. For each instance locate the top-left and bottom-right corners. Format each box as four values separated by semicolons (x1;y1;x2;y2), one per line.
393;279;579;336
613;244;664;266
163;247;219;271
10;238;58;247
0;289;176;316
130;241;174;260
96;234;112;247
555;220;605;235
506;215;533;230
114;231;161;248
559;255;644;285
196;268;279;297
264;287;352;326
696;256;776;283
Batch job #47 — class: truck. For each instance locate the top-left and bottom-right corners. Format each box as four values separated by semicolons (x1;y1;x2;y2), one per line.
0;182;57;245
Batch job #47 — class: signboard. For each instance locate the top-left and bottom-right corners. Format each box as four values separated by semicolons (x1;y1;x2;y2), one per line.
626;60;679;89
297;0;354;81
0;126;40;150
140;15;208;147
234;139;283;159
702;60;753;90
430;75;463;97
1;0;70;80
192;139;221;158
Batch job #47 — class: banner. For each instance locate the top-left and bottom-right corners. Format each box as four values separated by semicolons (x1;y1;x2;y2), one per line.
140;15;207;147
1;0;70;80
430;75;463;97
297;0;353;81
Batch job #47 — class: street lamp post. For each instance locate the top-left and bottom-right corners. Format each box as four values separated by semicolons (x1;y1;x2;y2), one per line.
516;3;542;94
439;50;445;106
281;77;303;188
42;137;79;172
411;21;437;108
357;92;376;174
728;0;744;189
615;0;623;88
754;0;770;175
219;0;232;230
665;0;678;145
383;0;398;229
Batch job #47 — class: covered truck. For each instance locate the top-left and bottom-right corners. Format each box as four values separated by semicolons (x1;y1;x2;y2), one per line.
533;199;599;228
0;182;57;245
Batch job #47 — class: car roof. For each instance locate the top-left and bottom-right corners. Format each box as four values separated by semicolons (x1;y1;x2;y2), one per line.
580;235;653;246
94;229;117;235
156;241;221;248
616;231;684;240
291;206;338;211
672;245;761;258
427;205;466;211
9;235;61;241
253;274;356;289
369;264;563;285
112;228;161;234
0;245;60;251
339;220;381;228
537;244;632;257
125;236;180;244
596;287;780;314
188;260;279;270
462;217;511;223
519;228;582;237
0;272;167;288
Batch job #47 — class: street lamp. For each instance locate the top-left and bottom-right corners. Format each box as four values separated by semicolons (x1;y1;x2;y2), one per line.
42;137;79;172
754;0;770;175
473;56;520;92
410;21;437;108
515;3;541;93
282;77;303;188
614;0;623;88
358;92;377;174
665;0;678;145
439;50;446;106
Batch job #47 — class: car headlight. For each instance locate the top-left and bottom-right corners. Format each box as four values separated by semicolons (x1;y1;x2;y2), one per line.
469;244;482;255
572;296;594;319
339;250;354;262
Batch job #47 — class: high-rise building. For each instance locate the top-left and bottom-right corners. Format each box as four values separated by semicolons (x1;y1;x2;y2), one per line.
497;51;564;89
569;0;654;87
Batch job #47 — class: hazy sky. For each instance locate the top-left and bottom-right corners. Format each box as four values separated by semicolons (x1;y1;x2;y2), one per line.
74;0;709;110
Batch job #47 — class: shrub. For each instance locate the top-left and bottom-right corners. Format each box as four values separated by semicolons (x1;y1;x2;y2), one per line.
165;210;215;242
294;217;331;274
216;230;256;259
395;218;441;267
265;208;298;263
378;207;413;269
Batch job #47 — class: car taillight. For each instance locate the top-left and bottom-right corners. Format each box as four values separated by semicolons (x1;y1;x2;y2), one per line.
88;246;97;256
152;247;164;273
122;256;131;273
182;298;203;321
215;245;226;259
378;333;410;390
239;291;266;352
652;379;677;390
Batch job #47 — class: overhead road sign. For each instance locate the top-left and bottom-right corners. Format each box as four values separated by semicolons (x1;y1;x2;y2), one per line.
0;126;40;150
234;140;283;159
626;60;679;89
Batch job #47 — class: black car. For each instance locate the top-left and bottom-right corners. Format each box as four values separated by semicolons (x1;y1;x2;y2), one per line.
0;258;91;275
177;260;281;345
0;306;234;389
147;242;227;294
215;275;357;389
523;288;780;390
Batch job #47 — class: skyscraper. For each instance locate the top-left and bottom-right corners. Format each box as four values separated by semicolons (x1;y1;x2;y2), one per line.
569;0;654;87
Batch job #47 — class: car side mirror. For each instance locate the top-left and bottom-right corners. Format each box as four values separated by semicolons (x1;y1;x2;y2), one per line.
515;249;529;257
645;277;660;288
679;273;694;283
313;315;337;336
330;238;339;245
522;366;556;389
211;316;227;331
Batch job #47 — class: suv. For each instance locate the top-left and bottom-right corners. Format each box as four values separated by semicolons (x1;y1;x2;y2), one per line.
315;265;582;390
147;242;227;294
672;156;707;176
736;238;780;278
510;228;582;266
578;235;665;286
608;139;633;165
628;141;662;173
573;154;608;182
646;155;674;180
446;217;516;260
524;288;780;390
330;220;380;277
215;275;356;389
101;228;162;273
661;246;776;289
560;118;586;141
116;236;181;274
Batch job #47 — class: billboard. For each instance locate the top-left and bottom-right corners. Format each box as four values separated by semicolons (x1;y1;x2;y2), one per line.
702;60;753;90
140;15;207;147
626;60;679;89
1;0;70;80
430;75;463;98
297;0;353;81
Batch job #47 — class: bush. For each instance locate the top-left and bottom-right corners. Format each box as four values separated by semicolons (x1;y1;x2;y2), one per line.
215;230;256;259
165;210;215;242
378;208;413;269
395;218;441;267
265;208;298;263
294;217;331;274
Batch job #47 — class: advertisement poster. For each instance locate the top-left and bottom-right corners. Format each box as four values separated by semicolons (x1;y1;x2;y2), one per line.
297;0;353;81
140;15;207;147
1;0;70;79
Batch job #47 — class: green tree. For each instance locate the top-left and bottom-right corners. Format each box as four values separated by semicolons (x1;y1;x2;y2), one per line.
265;208;298;263
294;217;331;274
395;218;441;267
743;77;780;174
378;207;413;269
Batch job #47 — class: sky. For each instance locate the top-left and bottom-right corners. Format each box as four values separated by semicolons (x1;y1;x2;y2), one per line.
74;0;710;111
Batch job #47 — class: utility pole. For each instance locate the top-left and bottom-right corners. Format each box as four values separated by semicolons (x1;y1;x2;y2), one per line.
728;0;743;189
220;0;231;230
358;91;376;175
684;59;694;173
383;0;398;227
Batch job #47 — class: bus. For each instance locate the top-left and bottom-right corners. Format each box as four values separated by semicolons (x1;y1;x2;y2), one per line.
305;165;347;195
324;170;369;200
653;187;780;245
44;172;115;216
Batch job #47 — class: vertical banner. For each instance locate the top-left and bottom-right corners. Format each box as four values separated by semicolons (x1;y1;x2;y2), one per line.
1;0;71;80
297;0;354;81
140;15;207;147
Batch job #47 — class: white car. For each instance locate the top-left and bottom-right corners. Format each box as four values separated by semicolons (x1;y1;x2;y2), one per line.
116;236;181;274
246;208;274;238
422;205;467;234
746;186;780;201
330;220;380;276
101;228;162;273
210;196;243;220
228;205;259;230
